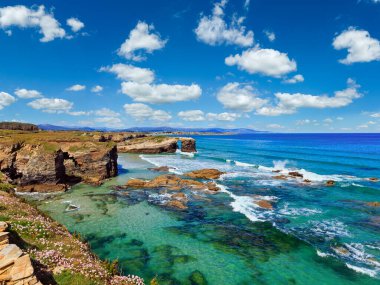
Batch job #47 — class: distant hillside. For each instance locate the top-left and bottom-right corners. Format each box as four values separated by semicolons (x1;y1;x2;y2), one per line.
0;122;39;131
38;124;263;134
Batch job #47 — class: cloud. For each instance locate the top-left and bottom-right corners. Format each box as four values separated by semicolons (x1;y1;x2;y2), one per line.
370;112;380;118
267;123;284;129
66;84;86;91
283;74;304;84
217;82;267;112
264;30;276;42
67;111;89;116
296;119;311;125
177;110;241;122
14;88;42;98
324;118;333;123
206;112;241;121
121;81;201;104
28;98;73;113
124;103;172;121
94;116;123;127
0;92;16;110
333;27;380;64
178;110;205;121
66;17;84;32
194;0;254;47
0;5;66;42
93;108;119;117
256;78;362;116
118;21;167;61
225;46;297;77
91;85;103;93
100;64;155;84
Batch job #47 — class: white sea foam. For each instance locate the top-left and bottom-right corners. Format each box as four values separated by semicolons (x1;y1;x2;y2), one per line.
317;250;333;258
234;160;257;167
175;149;195;157
345;263;378;278
279;203;322;217
308;220;351;239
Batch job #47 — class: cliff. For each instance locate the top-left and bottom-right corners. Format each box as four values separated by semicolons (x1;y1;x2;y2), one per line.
117;136;196;154
0;131;118;191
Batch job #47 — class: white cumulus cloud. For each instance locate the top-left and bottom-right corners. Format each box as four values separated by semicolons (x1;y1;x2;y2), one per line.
0;5;66;42
14;88;42;98
91;85;103;93
100;64;155;84
178;110;206;121
28;98;73;113
118;21;167;61
333;27;380;64
121;81;201;104
257;78;362;116
195;0;254;47
217;82;267;112
283;74;304;84
225;46;297;77
66;84;86;91
206;112;241;121
0;92;16;110
124;103;172;121
264;30;276;42
66;17;84;32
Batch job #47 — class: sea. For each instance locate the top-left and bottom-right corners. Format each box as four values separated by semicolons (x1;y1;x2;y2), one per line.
29;133;380;284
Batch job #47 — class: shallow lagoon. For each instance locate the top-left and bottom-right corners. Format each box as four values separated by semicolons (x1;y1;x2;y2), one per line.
34;134;380;284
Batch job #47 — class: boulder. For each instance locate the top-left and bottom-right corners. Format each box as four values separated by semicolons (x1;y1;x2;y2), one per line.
0;244;22;270
125;179;147;188
326;180;335;186
255;200;273;210
184;169;224;180
288;171;303;178
367;177;379;182
189;270;208;285
171;192;188;202
180;138;196;153
205;182;220;192
273;175;287;180
366;202;380;207
303;179;312;183
165;200;188;210
9;255;34;282
0;222;7;232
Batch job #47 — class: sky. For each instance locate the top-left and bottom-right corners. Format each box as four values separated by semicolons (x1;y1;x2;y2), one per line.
0;0;380;132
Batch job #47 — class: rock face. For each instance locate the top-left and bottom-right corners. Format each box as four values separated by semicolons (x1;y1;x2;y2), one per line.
0;142;118;191
118;137;178;154
0;122;39;131
184;169;224;180
0;223;42;285
179;138;196;153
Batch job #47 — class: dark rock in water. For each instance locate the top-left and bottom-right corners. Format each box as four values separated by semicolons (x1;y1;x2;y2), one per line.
326;180;335;186
367;177;379;182
288;171;303;178
65;203;80;212
184;169;224;179
273;175;287;180
189;270;208;285
180;138;196;153
148;166;170;172
273;217;291;224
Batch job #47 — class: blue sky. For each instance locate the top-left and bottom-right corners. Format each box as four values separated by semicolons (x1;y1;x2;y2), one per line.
0;0;380;132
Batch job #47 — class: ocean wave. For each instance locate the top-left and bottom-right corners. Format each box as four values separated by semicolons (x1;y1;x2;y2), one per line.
175;149;196;157
345;263;378;278
278;203;322;217
305;220;351;240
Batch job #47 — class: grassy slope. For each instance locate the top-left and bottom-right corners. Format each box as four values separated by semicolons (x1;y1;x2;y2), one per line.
0;190;146;285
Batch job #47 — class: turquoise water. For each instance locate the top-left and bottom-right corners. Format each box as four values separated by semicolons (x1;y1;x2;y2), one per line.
32;134;380;284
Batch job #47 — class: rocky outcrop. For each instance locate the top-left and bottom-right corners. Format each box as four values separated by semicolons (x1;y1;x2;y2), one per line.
0;223;42;285
184;169;225;180
0;141;118;191
148;166;171;172
366;202;380;207
123;174;220;192
118;137;178;154
179;138;196;153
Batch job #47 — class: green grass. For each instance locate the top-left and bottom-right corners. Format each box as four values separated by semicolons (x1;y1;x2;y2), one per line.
55;270;100;285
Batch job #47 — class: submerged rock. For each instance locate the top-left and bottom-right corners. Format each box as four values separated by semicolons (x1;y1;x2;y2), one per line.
273;175;287;180
326;180;335;186
148;166;171;172
125;179;147;188
366;201;380;207
367;177;379;182
184;169;224;180
189;270;208;285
